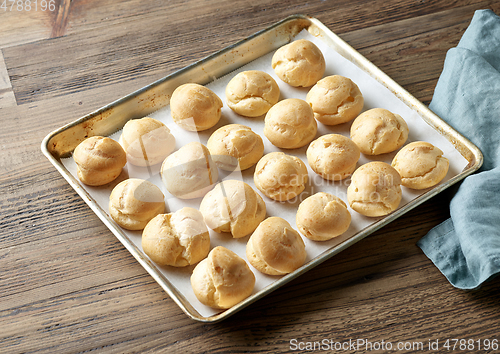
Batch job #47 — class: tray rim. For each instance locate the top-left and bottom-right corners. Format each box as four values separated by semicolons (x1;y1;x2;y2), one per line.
41;14;483;323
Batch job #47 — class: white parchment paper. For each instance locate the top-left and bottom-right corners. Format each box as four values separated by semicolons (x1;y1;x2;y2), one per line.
62;30;468;318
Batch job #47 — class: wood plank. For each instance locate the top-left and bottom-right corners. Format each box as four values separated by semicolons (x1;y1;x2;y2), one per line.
0;276;188;354
3;244;499;353
0;195;451;345
3;0;490;105
344;2;500;100
1;0;483;49
341;4;482;49
0;51;11;89
0;0;184;48
0;7;52;48
0;50;16;108
0;89;16;108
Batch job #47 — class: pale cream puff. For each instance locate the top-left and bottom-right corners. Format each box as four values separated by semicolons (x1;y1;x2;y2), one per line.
119;117;175;166
160;142;219;199
142;207;210;267
109;178;165;230
199;180;266;238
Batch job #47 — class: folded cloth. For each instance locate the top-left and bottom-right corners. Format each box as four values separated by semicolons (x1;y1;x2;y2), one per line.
417;9;500;289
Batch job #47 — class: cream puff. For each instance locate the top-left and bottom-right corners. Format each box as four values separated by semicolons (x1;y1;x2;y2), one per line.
391;141;449;189
142;207;210;267
119;117;175;166
225;70;280;117
254;152;309;202
347;161;402;217
246;217;306;275
296;192;351;241
271;39;325;87
207;124;264;171
306;134;360;181
191;246;255;309
199;180;266;238
170;83;223;131
73;136;126;186
350;108;409;155
264;98;317;149
160;142;219;199
109;178;165;230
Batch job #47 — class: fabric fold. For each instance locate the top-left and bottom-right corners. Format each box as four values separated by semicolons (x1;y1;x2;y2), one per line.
417;9;500;289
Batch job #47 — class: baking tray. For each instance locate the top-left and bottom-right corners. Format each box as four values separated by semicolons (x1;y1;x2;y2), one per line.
41;15;483;323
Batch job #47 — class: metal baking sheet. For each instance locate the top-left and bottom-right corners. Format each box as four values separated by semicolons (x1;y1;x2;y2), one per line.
41;15;482;323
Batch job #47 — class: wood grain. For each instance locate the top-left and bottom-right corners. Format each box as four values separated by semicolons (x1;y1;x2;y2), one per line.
0;51;16;108
1;0;499;352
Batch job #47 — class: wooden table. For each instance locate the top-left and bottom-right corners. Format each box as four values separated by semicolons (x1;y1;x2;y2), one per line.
2;1;499;352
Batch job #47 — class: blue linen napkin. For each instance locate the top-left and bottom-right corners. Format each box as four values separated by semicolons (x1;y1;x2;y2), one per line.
417;9;500;289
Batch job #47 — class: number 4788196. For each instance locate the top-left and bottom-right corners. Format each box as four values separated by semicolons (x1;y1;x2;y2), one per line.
1;0;56;11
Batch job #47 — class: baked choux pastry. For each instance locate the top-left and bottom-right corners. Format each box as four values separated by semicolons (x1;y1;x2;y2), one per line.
347;161;402;217
296;192;351;241
109;178;165;230
207;124;264;171
141;207;210;267
306;75;364;125
170;83;223;131
191;246;255;309
161;142;219;199
306;134;360;181
199;180;266;238
254;152;309;202
264;98;317;149
391;141;449;189
350;108;409;155
73;136;126;186
246;217;306;275
271;39;325;87
225;70;280;117
119;117;175;166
